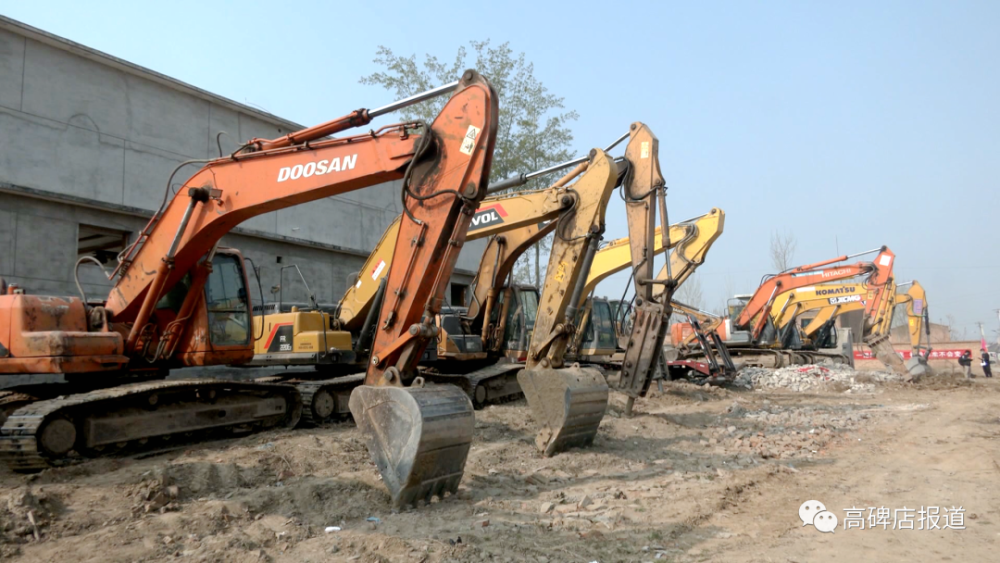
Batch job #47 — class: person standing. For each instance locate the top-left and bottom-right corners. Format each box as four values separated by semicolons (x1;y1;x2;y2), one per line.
959;350;973;379
982;349;993;378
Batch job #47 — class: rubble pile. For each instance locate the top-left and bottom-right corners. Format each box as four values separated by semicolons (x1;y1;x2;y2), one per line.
733;364;902;392
719;401;877;459
1;487;60;550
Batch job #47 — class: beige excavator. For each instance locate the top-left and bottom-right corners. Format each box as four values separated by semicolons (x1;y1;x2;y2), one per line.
0;72;501;513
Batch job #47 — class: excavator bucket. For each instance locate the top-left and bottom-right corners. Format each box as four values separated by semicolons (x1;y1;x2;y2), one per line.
903;356;933;382
864;334;909;377
517;366;608;456
348;384;474;508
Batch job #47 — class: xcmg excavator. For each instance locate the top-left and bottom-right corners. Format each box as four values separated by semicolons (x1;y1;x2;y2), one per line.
0;72;501;509
770;282;869;349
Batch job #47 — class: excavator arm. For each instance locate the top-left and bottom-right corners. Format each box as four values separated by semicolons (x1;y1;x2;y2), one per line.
516;149;619;456
771;283;868;333
579;208;725;304
670;301;726;348
613;124;672;407
899;281;931;355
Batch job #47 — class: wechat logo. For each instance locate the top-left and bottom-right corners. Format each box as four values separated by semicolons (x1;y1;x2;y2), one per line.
799;500;838;533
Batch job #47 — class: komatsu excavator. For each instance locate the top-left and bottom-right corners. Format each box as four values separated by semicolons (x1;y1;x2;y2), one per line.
0;72;501;509
763;273;931;378
769;282;869;349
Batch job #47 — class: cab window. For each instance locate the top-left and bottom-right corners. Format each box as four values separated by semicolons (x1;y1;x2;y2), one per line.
592;301;617;349
205;254;250;346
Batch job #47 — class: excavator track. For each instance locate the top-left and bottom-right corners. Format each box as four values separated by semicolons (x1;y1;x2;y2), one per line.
0;391;37;428
421;363;524;408
0;379;302;472
295;374;365;425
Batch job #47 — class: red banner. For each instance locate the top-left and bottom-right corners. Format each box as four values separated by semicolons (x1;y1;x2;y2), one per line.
854;348;971;361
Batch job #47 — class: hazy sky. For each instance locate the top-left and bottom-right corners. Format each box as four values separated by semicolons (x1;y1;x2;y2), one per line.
3;1;998;338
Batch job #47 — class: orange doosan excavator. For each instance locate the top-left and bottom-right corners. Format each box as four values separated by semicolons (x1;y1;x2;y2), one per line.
0;71;498;508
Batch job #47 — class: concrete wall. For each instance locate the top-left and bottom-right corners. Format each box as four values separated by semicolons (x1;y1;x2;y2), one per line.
0;17;482;307
0;191;474;306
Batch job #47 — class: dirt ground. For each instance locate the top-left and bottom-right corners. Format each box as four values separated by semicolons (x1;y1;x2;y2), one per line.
2;372;998;562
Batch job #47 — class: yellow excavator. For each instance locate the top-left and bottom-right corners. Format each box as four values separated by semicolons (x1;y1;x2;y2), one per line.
770;279;932;377
571;208;726;392
769;282;870;349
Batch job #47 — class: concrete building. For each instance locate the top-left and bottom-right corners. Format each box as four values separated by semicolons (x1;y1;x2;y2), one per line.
0;16;481;311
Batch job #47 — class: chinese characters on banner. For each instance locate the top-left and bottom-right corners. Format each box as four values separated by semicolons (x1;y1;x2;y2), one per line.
854;349;971;361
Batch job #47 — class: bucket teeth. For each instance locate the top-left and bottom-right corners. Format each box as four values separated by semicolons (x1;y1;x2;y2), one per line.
349;384;473;508
517;366;608;456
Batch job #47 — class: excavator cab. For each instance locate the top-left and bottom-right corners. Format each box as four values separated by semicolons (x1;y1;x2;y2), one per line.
575;297;619;362
435;307;486;362
726;296;754;345
203;253;253;347
147;248;256;365
487;284;538;362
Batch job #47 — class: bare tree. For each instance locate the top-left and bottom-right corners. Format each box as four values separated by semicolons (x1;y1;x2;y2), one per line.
769;231;798;272
944;314;966;341
671;275;704;324
675;274;704;309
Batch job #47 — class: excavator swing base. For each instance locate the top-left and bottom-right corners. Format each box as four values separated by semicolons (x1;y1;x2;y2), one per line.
517;365;608;456
348;383;474;508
